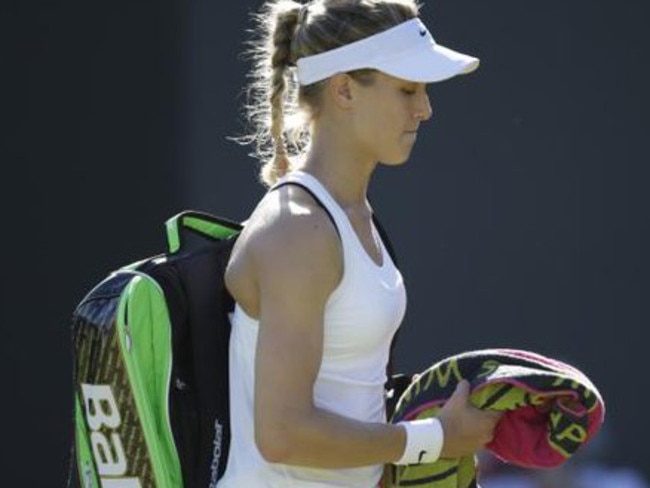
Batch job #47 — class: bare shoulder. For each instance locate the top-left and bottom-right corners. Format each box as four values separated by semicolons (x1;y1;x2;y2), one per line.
244;185;339;263
226;185;342;314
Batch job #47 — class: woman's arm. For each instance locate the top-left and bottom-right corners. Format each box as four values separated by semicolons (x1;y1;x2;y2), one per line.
247;201;403;467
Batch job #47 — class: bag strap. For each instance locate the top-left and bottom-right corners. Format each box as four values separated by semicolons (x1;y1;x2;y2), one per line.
274;181;398;265
371;213;398;267
273;181;341;238
165;211;243;254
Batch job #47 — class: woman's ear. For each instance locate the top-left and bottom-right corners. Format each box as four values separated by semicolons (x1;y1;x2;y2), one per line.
327;73;355;110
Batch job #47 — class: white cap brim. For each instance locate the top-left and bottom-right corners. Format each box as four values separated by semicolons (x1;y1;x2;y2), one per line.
296;18;479;85
374;42;479;83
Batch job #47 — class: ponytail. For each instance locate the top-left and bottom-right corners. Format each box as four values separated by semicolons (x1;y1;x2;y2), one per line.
263;3;301;185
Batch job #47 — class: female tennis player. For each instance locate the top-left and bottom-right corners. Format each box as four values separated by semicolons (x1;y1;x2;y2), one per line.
219;1;500;486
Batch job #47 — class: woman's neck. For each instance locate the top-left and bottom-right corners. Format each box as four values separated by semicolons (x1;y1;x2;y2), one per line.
297;122;376;209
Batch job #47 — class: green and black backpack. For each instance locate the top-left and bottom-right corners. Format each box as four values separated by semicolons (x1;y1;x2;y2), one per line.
70;209;242;488
69;183;405;488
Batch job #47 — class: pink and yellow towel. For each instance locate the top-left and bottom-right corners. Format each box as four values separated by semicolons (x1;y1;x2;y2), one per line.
387;348;605;488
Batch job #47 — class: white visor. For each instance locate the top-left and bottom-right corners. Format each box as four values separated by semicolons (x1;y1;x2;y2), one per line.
296;18;479;86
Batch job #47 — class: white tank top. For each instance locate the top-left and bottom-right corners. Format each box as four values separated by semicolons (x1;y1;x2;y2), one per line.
218;171;407;488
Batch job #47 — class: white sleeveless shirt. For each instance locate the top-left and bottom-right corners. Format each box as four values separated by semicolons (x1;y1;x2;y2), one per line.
218;171;407;487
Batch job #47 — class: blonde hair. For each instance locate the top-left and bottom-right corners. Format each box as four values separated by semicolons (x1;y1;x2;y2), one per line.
240;0;420;186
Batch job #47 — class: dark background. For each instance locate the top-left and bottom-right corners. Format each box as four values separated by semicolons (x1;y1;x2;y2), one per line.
3;0;649;485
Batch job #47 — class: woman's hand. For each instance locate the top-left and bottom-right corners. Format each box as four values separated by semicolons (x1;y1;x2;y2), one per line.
436;380;502;459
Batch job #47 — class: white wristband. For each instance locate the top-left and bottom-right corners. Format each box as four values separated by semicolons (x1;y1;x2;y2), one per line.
395;418;444;465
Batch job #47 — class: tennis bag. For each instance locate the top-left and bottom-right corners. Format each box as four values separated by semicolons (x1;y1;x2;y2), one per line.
70;210;242;488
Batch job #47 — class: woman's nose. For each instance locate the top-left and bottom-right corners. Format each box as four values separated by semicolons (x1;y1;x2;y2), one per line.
415;92;433;122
